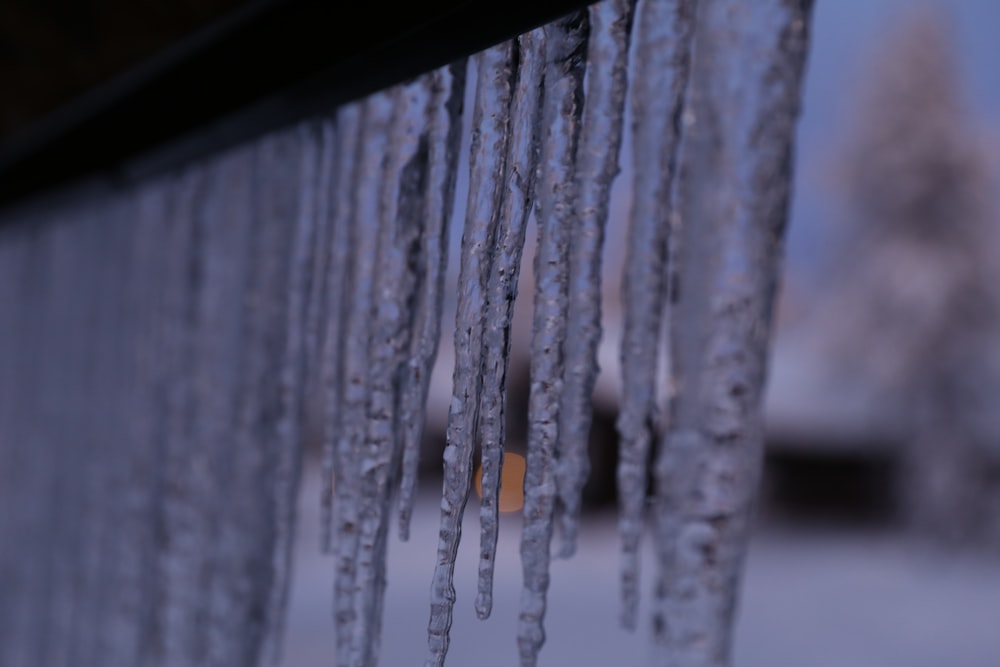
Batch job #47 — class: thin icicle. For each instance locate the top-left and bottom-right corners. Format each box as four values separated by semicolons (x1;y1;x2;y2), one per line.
616;0;696;631
651;2;813;664
156;167;217;667
555;0;636;560
518;13;588;667
320;109;362;555
262;123;321;666
304;122;337;392
304;119;338;555
350;78;432;667
475;29;546;621
333;95;390;667
398;62;468;541
248;133;305;666
427;44;516;667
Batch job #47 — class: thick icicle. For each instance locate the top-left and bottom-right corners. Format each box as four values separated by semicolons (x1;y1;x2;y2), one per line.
320;108;363;554
334;95;390;667
555;0;636;559
398;62;468;541
350;78;432;667
427;44;516;667
616;0;696;631
518;13;588;667
475;30;546;621
651;1;814;665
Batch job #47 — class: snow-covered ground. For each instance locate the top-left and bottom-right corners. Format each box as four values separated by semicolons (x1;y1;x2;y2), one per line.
280;468;1000;667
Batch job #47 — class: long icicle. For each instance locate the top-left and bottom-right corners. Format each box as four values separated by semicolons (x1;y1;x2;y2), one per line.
304;122;336;400
555;0;636;560
652;1;814;664
333;95;390;667
212;130;301;667
427;44;516;667
320;109;362;555
310;118;340;554
398;62;468;541
262;123;322;666
616;0;696;631
370;77;439;667
475;29;546;621
156;167;215;667
518;13;589;667
351;78;432;667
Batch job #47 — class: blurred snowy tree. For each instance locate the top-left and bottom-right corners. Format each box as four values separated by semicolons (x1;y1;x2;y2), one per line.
828;8;1000;548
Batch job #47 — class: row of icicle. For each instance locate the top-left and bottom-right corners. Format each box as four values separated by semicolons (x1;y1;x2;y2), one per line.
0;0;811;665
307;0;814;665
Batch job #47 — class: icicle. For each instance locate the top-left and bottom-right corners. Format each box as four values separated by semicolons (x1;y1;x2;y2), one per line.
100;180;172;667
156;166;218;667
427;44;516;667
304;122;337;397
262;123;322;666
57;197;113;667
320;108;363;554
616;0;696;631
555;0;636;560
213;131;302;666
350;78;432;667
122;179;175;667
518;13;588;667
475;29;546;621
333;95;390;667
651;1;813;665
305;119;339;555
398;62;468;541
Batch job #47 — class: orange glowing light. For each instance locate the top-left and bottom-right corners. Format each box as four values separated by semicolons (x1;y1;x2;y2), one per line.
474;452;526;513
